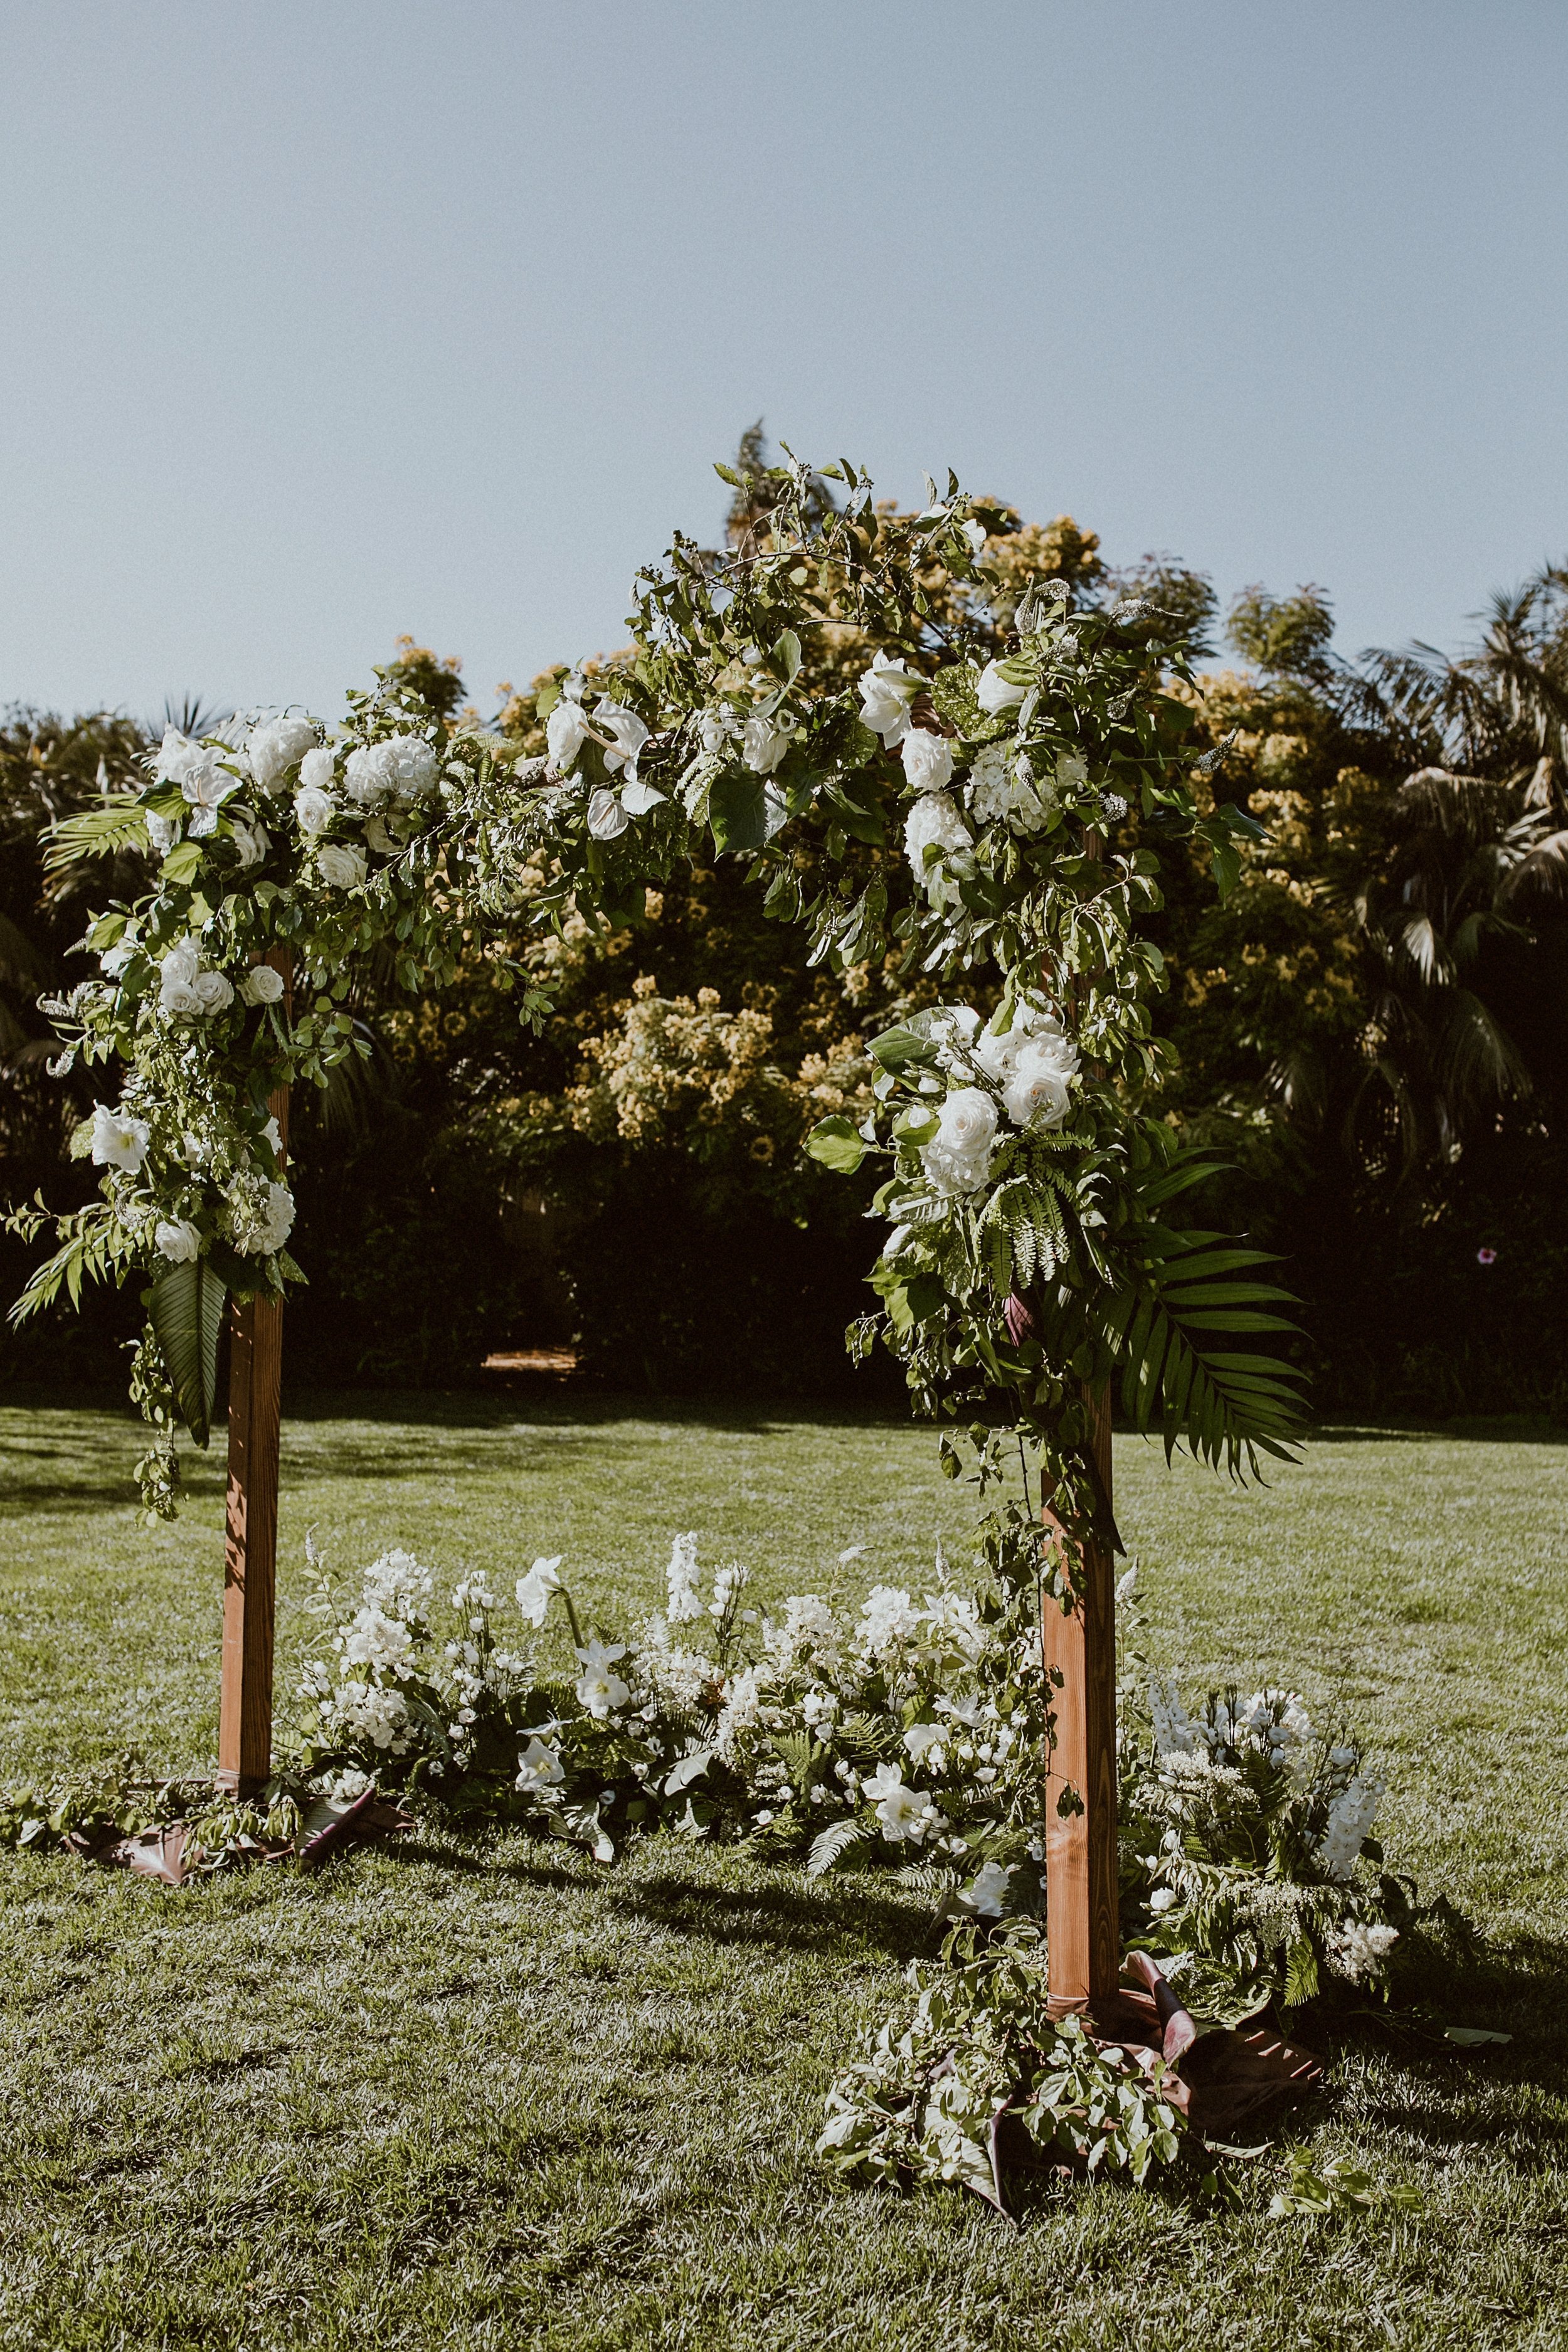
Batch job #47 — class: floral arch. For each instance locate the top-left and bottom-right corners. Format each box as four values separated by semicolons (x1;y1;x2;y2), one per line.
13;455;1306;2053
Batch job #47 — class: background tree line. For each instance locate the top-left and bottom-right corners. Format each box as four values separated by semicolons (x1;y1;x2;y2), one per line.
6;432;1567;1415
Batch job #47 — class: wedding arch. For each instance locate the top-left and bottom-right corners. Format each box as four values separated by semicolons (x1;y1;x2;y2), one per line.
13;453;1302;2017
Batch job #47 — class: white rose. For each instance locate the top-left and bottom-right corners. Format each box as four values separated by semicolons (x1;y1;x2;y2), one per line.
741;712;792;774
192;969;234;1015
239;964;285;1007
294;783;336;837
1001;1037;1075;1130
158;938;203;1016
901;728;954;795
317;842;366;891
857;655;918;748
90;1103;151;1172
343;744;393;807
155;1218;201;1264
546;697;590;772
298;746;336;795
586;788;629;840
904;790;970;878
977;660;1027;714
596;703;649;776
246;716;317;792
920;1086;997;1195
241;1181;295;1256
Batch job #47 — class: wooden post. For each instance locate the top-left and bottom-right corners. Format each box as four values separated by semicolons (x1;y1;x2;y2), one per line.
1042;1384;1120;2013
217;951;292;1794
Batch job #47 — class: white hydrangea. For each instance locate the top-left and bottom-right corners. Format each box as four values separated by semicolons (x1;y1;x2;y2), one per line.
343;733;440;808
904;790;970;880
229;1178;295;1257
246;716;318;792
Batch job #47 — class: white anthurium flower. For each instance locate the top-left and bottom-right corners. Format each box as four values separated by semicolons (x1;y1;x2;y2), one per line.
298;745;336;795
976;659;1027;714
741;712;792;774
294;782;336;837
238;965;285;1009
903;1720;946;1766
181;755;241;837
960;1860;1014;1917
516;1556;564;1626
904;791;970;880
515;1736;566;1796
154;1218;201;1264
317;842;367;891
619;776;666;816
90;1103;150;1171
546;697;590;772
261;1115;282;1156
586;788;629;840
246;716;317;792
920;1086;997;1195
595;703;649;776
857;654;918;748
901;728;955;795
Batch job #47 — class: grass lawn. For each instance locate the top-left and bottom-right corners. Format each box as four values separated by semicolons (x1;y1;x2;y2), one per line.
1;1387;1565;2350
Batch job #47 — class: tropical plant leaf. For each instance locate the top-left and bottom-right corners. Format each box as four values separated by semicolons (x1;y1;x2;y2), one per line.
41;795;149;877
807;1813;877;1878
146;1259;228;1448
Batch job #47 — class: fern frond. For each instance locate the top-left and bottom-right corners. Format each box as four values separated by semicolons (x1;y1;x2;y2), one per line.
807;1814;877;1878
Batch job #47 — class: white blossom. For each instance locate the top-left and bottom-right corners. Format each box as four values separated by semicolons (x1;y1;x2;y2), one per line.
152;728;208;787
741;712;792;774
1316;1774;1384;1880
903;1720;946;1766
232;1179;295;1256
239;965;285;1008
1325;1917;1400;1981
861;1762;940;1844
857;654;918;748
904;790;970;880
575;1636;630;1720
154;1218;201;1264
546;696;590;772
317;842;367;891
920;1086;997;1195
595;703;649;776
857;1584;921;1659
976;659;1027;714
516;1735;566;1796
960;1860;1014;1917
246;716;317;791
298;746;336;795
586;788;629;840
901;728;955;795
516;1555;564;1626
665;1532;704;1624
1000;1035;1076;1131
90;1103;150;1171
294;782;336;837
98;940;135;980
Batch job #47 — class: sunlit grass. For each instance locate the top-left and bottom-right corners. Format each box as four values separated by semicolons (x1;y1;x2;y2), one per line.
1;1391;1564;2349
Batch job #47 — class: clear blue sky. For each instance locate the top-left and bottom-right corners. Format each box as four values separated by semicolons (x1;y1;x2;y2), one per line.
2;0;1564;723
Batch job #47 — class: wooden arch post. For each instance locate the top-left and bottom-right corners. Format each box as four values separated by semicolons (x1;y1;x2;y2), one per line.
216;950;292;1795
1042;1385;1120;2013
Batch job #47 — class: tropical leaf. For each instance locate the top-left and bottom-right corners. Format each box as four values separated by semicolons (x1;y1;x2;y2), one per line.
807;1814;877;1878
41;795;149;876
146;1259;228;1448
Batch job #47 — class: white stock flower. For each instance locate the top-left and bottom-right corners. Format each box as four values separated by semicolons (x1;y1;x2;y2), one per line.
298;746;336;795
904;791;970;879
665;1532;704;1624
546;697;590;771
741;713;792;774
575;1636;630;1719
920;1086;997;1195
516;1556;564;1625
294;782;336;837
901;728;954;795
586;788;629;840
316;842;367;891
246;717;317;791
153;1219;200;1264
595;703;649;776
239;965;285;1008
861;1762;940;1845
857;655;918;748
1316;1775;1384;1880
960;1860;1014;1917
1150;1677;1199;1757
90;1103;149;1171
516;1735;566;1796
976;660;1027;714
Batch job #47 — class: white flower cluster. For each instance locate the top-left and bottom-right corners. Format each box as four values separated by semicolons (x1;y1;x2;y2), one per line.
544;681;665;840
910;998;1081;1195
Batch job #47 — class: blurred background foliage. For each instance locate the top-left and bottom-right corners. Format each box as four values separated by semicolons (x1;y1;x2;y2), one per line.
6;435;1567;1416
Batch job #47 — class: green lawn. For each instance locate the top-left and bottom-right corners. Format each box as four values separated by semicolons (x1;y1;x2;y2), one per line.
1;1390;1565;2350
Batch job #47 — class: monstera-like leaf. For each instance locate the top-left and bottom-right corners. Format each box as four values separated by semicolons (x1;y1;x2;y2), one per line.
146;1258;228;1448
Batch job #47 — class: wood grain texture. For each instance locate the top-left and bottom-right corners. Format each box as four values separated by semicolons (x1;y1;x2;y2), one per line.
1042;1384;1120;2011
217;949;292;1794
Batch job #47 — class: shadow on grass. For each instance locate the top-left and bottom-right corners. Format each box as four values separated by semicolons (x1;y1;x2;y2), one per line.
605;1868;936;1962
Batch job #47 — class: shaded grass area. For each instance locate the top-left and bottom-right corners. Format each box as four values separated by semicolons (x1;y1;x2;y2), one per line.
1;1391;1565;2349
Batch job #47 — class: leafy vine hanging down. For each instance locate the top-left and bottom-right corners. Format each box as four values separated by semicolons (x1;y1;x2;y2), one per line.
9;452;1305;1552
